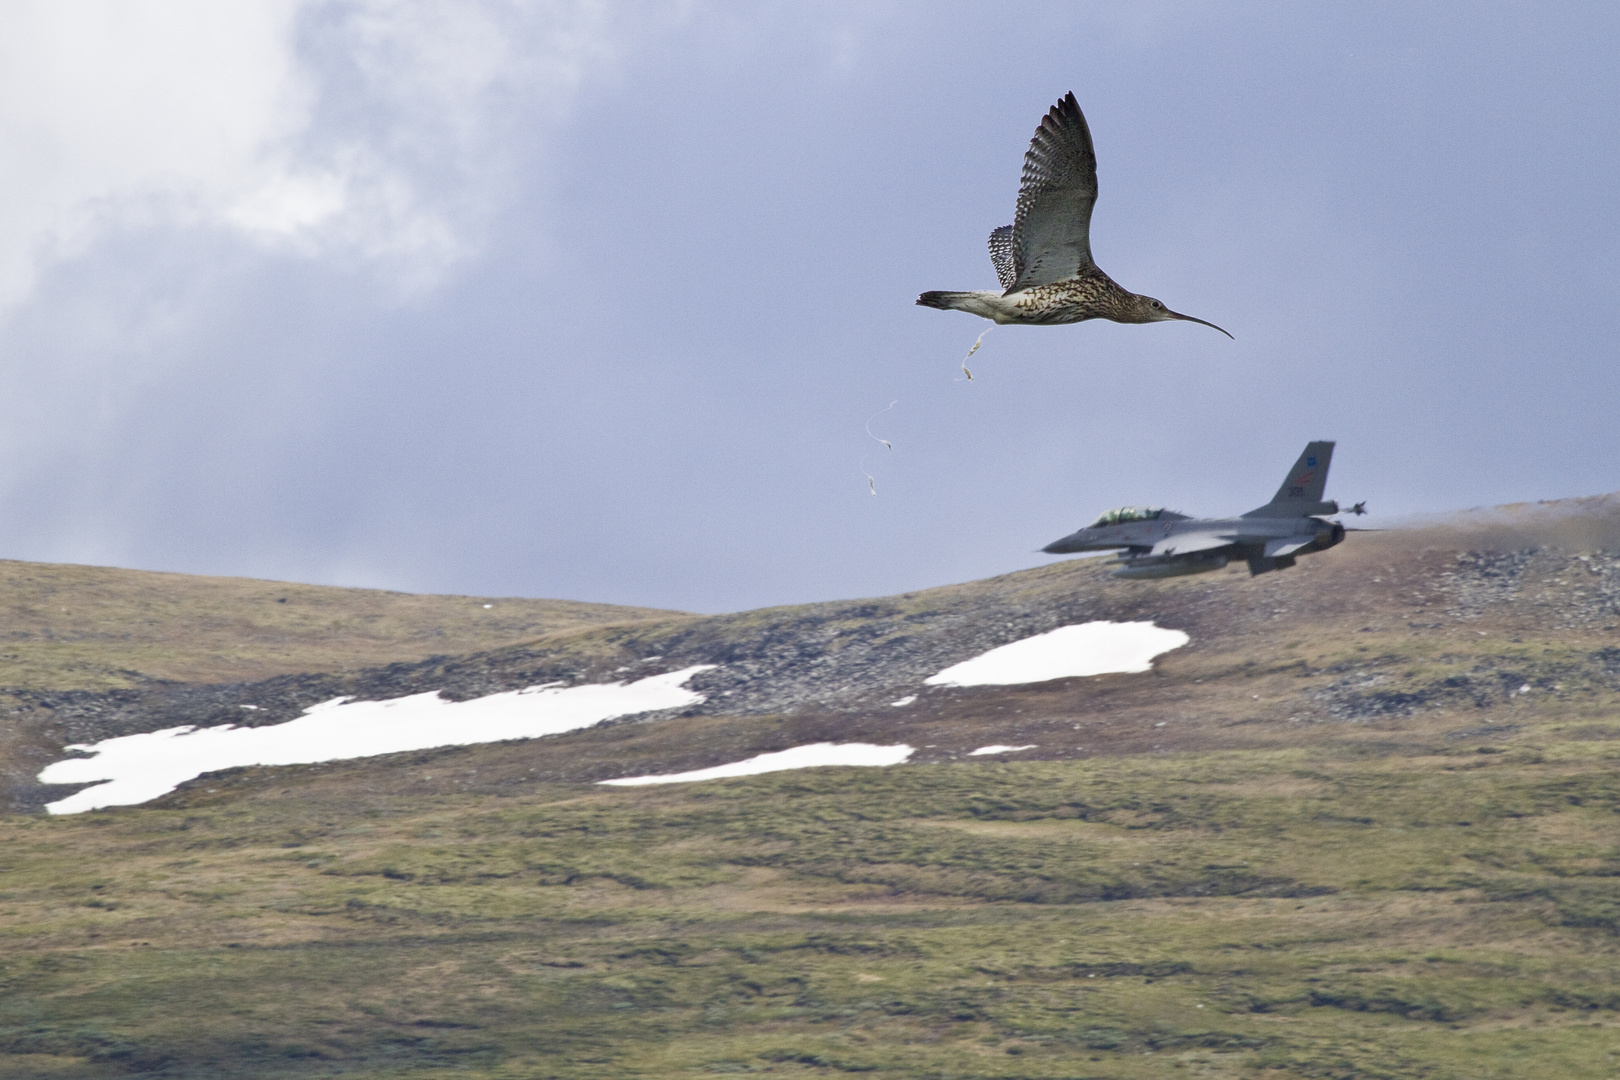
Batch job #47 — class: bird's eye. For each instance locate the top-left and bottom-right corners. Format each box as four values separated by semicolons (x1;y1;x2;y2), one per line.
1151;300;1162;309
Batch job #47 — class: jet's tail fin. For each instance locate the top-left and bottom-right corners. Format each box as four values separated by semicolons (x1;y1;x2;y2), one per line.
1242;441;1337;518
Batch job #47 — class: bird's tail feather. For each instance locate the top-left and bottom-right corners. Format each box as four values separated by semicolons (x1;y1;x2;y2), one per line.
916;290;972;310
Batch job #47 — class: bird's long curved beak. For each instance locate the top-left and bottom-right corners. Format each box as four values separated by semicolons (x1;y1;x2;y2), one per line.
1166;309;1234;340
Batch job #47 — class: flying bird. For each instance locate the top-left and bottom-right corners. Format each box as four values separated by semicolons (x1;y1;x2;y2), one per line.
917;92;1231;337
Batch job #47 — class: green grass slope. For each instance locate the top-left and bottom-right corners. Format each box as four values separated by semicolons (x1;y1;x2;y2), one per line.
1;727;1617;1078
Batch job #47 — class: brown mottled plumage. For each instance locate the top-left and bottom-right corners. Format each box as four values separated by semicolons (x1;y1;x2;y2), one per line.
918;92;1231;338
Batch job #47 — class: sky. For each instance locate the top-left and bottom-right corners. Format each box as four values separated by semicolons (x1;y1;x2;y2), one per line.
0;1;1616;613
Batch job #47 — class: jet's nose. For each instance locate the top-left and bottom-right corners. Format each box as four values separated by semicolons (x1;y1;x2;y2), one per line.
1042;531;1085;554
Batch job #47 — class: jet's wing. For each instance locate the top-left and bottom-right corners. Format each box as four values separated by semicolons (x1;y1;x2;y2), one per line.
1264;537;1314;558
1150;533;1234;557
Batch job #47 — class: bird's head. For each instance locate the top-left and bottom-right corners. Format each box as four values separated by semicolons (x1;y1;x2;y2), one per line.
1127;294;1233;339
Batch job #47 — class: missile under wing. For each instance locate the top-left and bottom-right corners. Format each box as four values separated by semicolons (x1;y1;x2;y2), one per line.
1042;441;1351;579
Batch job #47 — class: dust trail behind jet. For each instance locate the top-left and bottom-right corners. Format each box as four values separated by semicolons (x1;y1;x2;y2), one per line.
1391;493;1620;552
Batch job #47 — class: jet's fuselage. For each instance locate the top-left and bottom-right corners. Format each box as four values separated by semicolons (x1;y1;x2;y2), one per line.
1043;515;1342;556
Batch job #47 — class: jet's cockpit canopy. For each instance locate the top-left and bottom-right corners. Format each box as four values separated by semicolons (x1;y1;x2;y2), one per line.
1088;506;1164;528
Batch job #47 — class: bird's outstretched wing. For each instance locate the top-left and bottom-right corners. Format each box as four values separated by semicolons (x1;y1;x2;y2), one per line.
1006;91;1098;294
987;225;1016;290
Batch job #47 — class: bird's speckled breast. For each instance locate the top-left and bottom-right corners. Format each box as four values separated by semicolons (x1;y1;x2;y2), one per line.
1007;274;1129;325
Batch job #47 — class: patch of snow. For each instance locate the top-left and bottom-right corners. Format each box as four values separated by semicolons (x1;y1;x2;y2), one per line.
599;742;914;787
924;621;1188;687
889;695;917;707
968;744;1036;756
39;666;715;814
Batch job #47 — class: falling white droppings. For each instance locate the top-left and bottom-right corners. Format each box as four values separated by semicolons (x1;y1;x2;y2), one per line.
958;325;992;381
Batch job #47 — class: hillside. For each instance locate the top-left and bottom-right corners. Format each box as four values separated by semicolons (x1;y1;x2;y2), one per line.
2;500;1619;1078
0;557;685;691
14;495;1620;809
0;560;683;807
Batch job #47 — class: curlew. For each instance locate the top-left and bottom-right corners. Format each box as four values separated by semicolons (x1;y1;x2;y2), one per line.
917;92;1231;337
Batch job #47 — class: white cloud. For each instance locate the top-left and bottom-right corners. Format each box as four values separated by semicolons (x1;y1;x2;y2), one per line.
0;0;630;308
0;1;307;303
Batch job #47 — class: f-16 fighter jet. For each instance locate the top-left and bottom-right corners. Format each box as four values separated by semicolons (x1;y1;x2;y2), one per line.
1043;442;1352;579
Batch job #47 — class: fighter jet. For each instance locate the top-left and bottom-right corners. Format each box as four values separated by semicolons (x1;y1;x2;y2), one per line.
1042;442;1354;579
